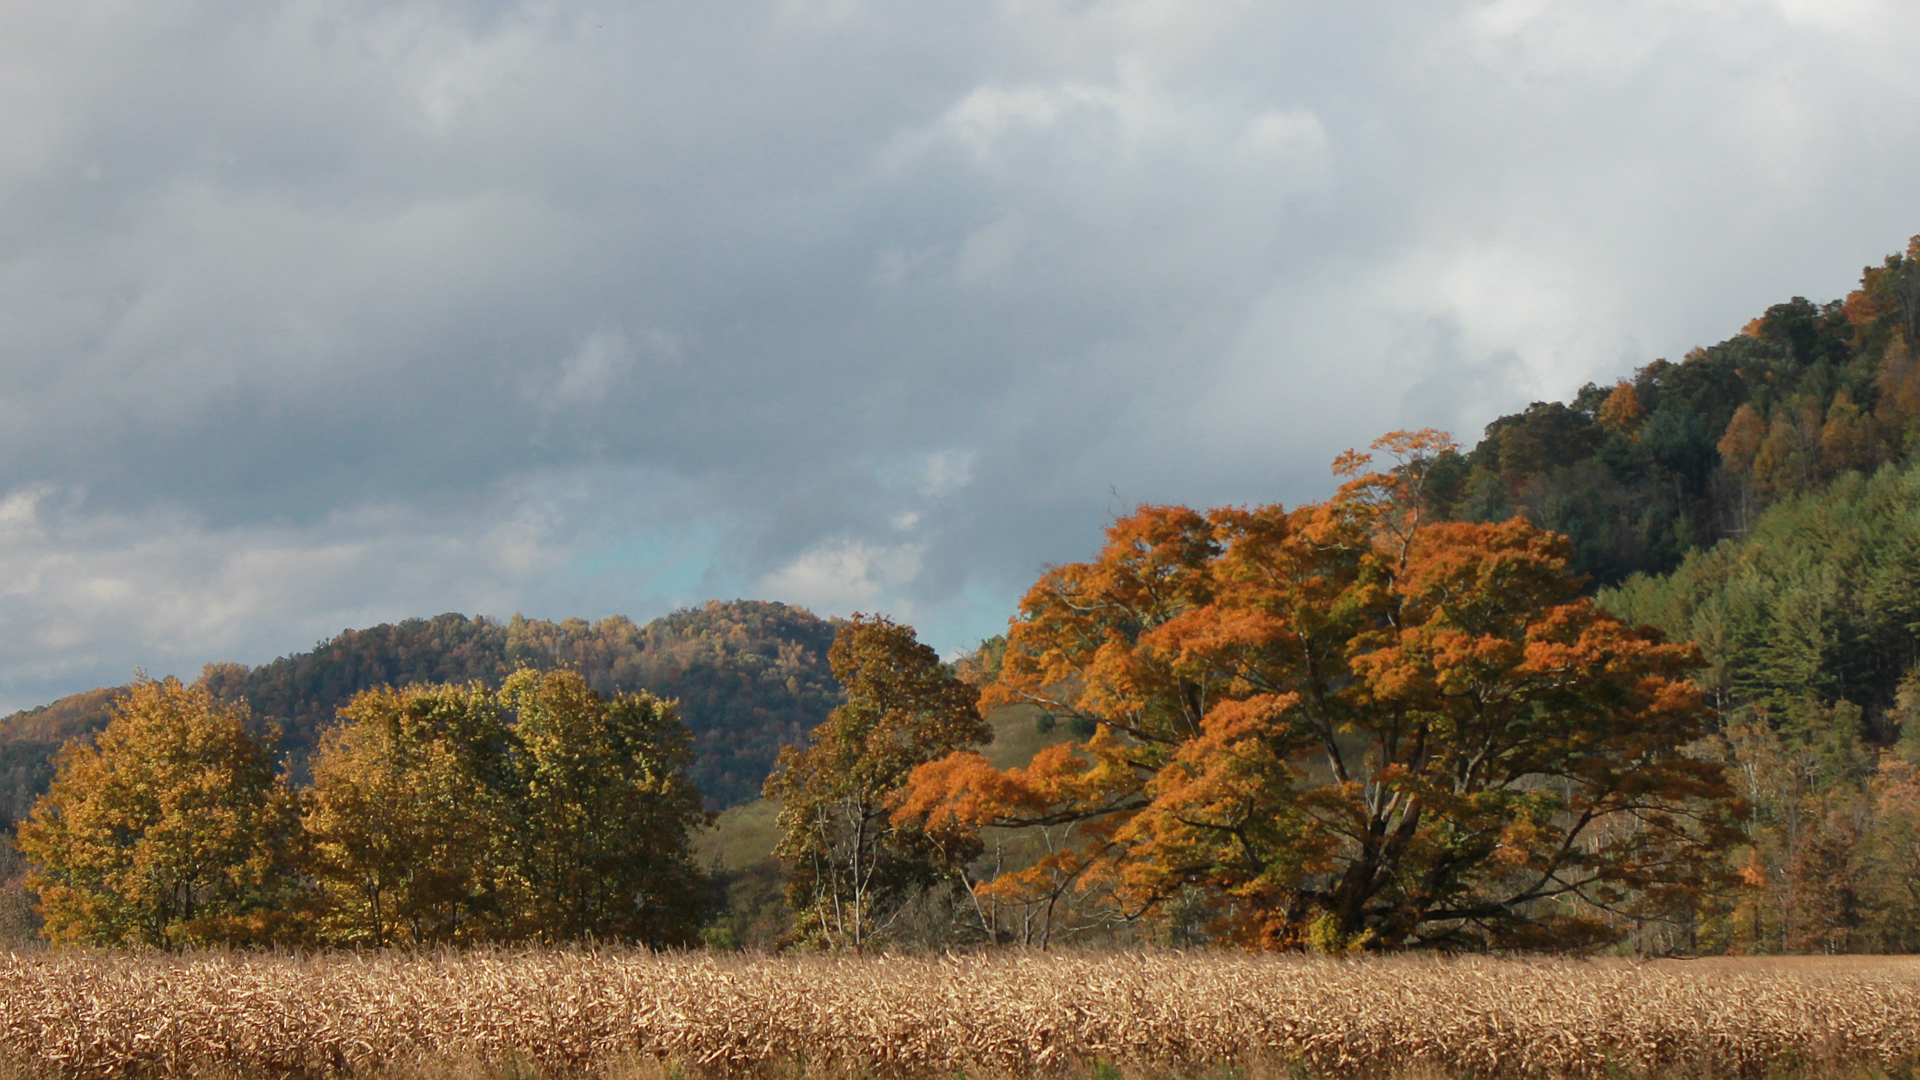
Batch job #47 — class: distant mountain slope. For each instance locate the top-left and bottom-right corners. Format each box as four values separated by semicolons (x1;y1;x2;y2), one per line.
503;603;842;808
1425;236;1920;588
0;600;841;825
1601;457;1920;735
0;687;124;827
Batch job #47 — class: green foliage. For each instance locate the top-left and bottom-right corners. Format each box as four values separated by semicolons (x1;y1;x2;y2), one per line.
304;683;520;945
14;676;301;947
1600;454;1920;954
696;799;793;951
767;615;989;950
1602;459;1920;724
1422;239;1920;589
505;668;710;946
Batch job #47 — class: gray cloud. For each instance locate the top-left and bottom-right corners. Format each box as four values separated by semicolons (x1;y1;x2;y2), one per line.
4;0;1920;707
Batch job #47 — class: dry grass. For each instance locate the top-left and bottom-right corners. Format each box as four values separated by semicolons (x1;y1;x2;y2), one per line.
2;950;1918;1080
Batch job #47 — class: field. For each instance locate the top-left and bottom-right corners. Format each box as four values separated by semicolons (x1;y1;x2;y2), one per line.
3;950;1919;1080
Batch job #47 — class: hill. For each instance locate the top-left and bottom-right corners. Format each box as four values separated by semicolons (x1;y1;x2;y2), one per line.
0;600;841;824
1601;458;1920;739
1422;237;1920;588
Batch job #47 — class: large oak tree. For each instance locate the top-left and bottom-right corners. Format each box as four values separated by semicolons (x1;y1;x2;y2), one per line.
899;431;1742;950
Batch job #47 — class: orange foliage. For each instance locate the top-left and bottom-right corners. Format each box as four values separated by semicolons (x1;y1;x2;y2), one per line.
1597;380;1645;437
900;431;1741;951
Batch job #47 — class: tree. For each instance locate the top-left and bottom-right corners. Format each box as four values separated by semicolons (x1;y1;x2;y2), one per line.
1597;381;1645;437
900;432;1741;951
767;615;989;951
303;683;519;945
506;667;710;945
1820;391;1869;476
16;676;299;947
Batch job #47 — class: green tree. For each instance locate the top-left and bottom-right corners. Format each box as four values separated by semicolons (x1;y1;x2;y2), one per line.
16;676;299;947
506;667;710;945
303;683;519;945
767;615;989;951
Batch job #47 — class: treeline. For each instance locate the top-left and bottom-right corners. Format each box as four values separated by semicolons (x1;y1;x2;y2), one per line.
1601;459;1920;951
12;238;1920;956
7;615;973;952
1423;237;1920;588
17;670;708;948
1395;235;1920;953
760;237;1920;956
765;435;1738;954
0;600;840;825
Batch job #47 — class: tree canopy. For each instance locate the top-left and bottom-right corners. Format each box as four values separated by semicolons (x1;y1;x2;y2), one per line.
0;601;840;827
899;433;1741;950
304;683;520;946
767;615;989;951
16;676;300;947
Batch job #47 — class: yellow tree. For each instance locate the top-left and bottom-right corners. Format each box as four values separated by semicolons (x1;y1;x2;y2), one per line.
901;432;1741;951
767;615;989;951
506;668;710;945
17;676;299;947
303;683;519;945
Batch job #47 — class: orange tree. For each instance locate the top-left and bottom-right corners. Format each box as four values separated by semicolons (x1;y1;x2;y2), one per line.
899;431;1742;950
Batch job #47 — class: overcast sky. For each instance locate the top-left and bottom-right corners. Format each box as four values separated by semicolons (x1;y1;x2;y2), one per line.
3;0;1918;711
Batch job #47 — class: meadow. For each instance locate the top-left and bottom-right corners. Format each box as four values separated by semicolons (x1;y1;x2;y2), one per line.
3;950;1919;1080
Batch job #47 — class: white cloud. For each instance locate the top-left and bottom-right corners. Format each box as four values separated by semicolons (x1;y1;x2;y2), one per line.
0;480;579;711
757;538;925;615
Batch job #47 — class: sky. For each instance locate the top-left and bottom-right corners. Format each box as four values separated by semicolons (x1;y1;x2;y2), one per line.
3;0;1919;712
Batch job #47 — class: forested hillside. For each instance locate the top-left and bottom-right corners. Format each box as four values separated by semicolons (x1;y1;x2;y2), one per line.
703;235;1920;956
1602;464;1920;729
1419;236;1920;952
1429;236;1920;729
1423;238;1920;587
0;600;840;823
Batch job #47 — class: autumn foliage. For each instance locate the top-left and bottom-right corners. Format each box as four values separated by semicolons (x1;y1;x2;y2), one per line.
766;615;988;950
899;432;1742;950
19;670;709;948
16;677;302;947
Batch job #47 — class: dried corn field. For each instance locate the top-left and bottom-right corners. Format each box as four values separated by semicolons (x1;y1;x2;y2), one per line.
3;950;1920;1080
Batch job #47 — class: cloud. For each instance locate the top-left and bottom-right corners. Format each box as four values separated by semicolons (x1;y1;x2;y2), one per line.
758;538;925;615
5;0;1920;703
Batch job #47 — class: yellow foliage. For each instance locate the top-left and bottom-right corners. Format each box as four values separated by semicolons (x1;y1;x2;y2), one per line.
15;676;299;947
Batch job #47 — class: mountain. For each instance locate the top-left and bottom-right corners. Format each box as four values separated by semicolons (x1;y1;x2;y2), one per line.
0;600;842;825
1421;237;1920;589
1601;458;1920;740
